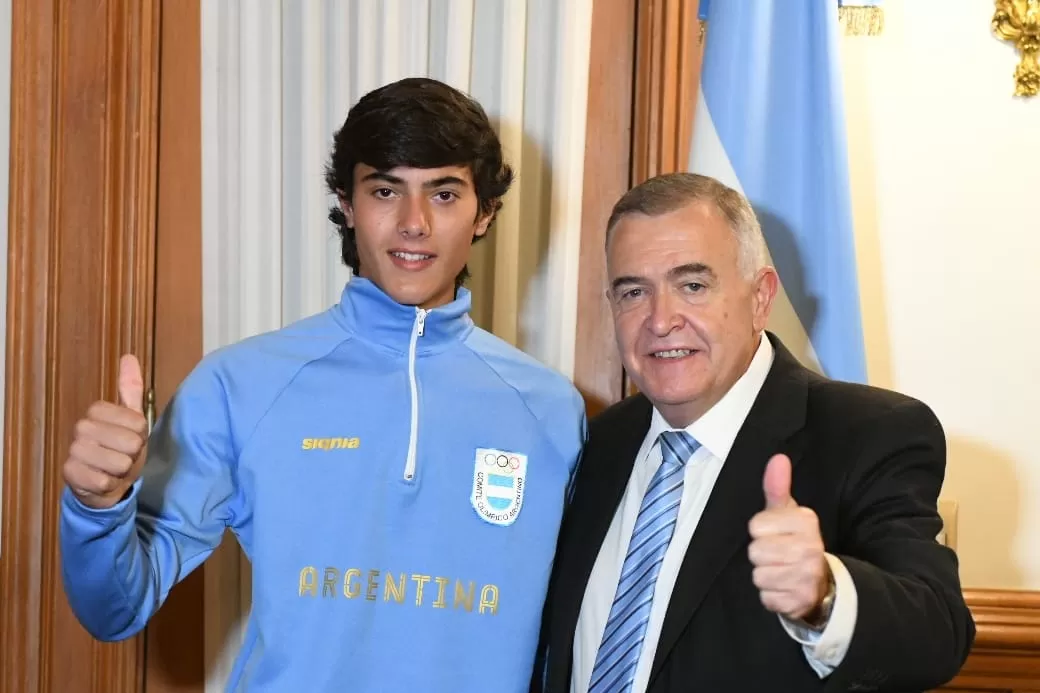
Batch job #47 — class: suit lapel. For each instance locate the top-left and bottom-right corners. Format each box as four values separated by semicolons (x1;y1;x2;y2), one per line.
550;395;653;688
649;334;810;683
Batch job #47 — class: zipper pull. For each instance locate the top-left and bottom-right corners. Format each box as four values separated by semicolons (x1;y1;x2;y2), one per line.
416;308;427;337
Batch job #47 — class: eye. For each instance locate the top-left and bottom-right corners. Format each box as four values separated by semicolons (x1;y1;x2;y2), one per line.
683;282;705;293
433;190;458;203
372;187;395;199
620;287;645;300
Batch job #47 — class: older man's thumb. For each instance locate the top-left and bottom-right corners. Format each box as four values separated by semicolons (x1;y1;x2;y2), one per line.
763;454;795;509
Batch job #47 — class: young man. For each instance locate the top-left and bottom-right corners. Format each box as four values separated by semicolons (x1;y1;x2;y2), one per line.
60;77;586;692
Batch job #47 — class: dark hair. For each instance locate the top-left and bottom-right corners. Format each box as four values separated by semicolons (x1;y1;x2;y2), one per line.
325;77;514;286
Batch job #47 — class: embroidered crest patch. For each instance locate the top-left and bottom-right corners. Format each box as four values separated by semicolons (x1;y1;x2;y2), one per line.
471;448;527;526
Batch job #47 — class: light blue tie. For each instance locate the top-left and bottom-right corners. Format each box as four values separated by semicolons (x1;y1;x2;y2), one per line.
588;430;700;693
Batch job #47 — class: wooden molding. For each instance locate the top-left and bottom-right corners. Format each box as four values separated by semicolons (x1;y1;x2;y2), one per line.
573;0;637;413
938;589;1040;691
631;0;703;187
144;0;207;690
1;0;161;691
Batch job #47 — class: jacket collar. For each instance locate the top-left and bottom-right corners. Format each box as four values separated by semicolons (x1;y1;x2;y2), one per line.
330;276;474;354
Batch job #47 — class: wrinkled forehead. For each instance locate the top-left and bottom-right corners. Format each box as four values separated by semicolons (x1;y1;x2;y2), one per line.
606;204;740;279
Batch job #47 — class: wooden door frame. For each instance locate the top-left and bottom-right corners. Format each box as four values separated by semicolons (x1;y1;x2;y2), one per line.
144;0;206;690
1;1;160;691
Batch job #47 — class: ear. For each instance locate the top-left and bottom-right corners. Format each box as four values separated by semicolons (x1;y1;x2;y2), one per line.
751;266;780;332
473;208;494;240
337;190;355;228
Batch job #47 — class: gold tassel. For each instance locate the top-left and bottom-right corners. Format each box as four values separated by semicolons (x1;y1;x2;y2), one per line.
699;6;884;45
838;6;885;36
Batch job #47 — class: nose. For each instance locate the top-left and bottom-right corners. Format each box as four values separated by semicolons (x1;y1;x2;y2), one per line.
647;288;683;337
399;195;431;239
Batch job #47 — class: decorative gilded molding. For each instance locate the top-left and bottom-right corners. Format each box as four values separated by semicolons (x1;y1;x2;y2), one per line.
993;0;1040;97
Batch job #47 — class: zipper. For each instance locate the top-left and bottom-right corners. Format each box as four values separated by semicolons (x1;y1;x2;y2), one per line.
404;307;427;481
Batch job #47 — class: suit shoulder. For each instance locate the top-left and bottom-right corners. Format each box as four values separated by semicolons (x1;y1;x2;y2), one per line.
588;394;651;440
805;373;942;433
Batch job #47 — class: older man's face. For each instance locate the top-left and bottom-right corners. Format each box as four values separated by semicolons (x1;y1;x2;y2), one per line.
607;201;778;427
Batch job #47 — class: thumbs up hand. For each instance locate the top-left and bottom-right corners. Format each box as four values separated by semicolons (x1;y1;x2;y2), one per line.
63;355;150;509
747;454;831;624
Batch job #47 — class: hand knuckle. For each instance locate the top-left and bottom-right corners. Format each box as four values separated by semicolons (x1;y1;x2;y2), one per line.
87;400;108;420
62;458;80;482
74;418;93;439
96;473;117;494
115;454;134;475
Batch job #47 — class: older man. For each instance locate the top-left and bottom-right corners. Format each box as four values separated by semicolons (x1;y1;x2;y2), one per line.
535;173;974;693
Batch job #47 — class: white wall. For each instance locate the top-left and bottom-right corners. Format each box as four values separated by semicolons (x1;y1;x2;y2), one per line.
841;0;1040;589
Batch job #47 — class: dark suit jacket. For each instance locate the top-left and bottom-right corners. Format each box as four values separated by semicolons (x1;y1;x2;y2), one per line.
535;333;975;693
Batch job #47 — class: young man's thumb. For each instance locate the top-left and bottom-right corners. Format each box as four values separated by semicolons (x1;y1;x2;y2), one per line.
117;354;145;414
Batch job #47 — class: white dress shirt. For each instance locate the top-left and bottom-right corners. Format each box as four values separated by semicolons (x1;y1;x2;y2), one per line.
571;334;858;693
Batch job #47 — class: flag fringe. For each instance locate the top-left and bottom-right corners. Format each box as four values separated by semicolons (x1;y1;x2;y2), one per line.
838;6;884;36
699;7;885;44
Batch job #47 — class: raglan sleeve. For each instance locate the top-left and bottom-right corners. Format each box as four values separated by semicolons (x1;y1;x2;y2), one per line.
59;360;240;641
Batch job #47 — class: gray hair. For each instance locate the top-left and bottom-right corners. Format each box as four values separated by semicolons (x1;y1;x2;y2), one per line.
605;172;768;278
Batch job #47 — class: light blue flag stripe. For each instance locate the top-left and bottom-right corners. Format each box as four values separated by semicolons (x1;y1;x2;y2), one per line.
692;0;867;383
701;0;884;17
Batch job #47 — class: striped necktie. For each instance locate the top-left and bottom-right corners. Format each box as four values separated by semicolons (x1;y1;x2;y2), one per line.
588;430;700;693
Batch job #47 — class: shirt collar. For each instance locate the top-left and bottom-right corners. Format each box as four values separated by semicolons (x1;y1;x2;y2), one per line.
647;333;774;461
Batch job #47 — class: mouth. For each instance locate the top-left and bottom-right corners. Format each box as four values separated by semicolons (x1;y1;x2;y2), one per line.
649;348;697;360
388;249;436;269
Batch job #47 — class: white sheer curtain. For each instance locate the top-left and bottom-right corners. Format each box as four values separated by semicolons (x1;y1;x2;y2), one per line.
200;1;592;687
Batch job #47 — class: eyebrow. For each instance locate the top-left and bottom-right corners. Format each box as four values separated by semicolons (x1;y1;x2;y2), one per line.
360;171;470;190
610;262;717;293
669;262;716;281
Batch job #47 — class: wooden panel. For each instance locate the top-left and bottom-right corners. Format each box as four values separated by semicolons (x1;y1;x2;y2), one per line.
0;0;160;691
573;0;638;412
936;590;1040;692
631;0;702;186
144;0;206;690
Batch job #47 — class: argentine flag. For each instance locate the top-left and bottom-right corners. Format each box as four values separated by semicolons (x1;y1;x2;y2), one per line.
691;0;867;383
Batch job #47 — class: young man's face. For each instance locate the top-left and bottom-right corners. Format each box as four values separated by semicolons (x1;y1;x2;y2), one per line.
341;164;492;309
